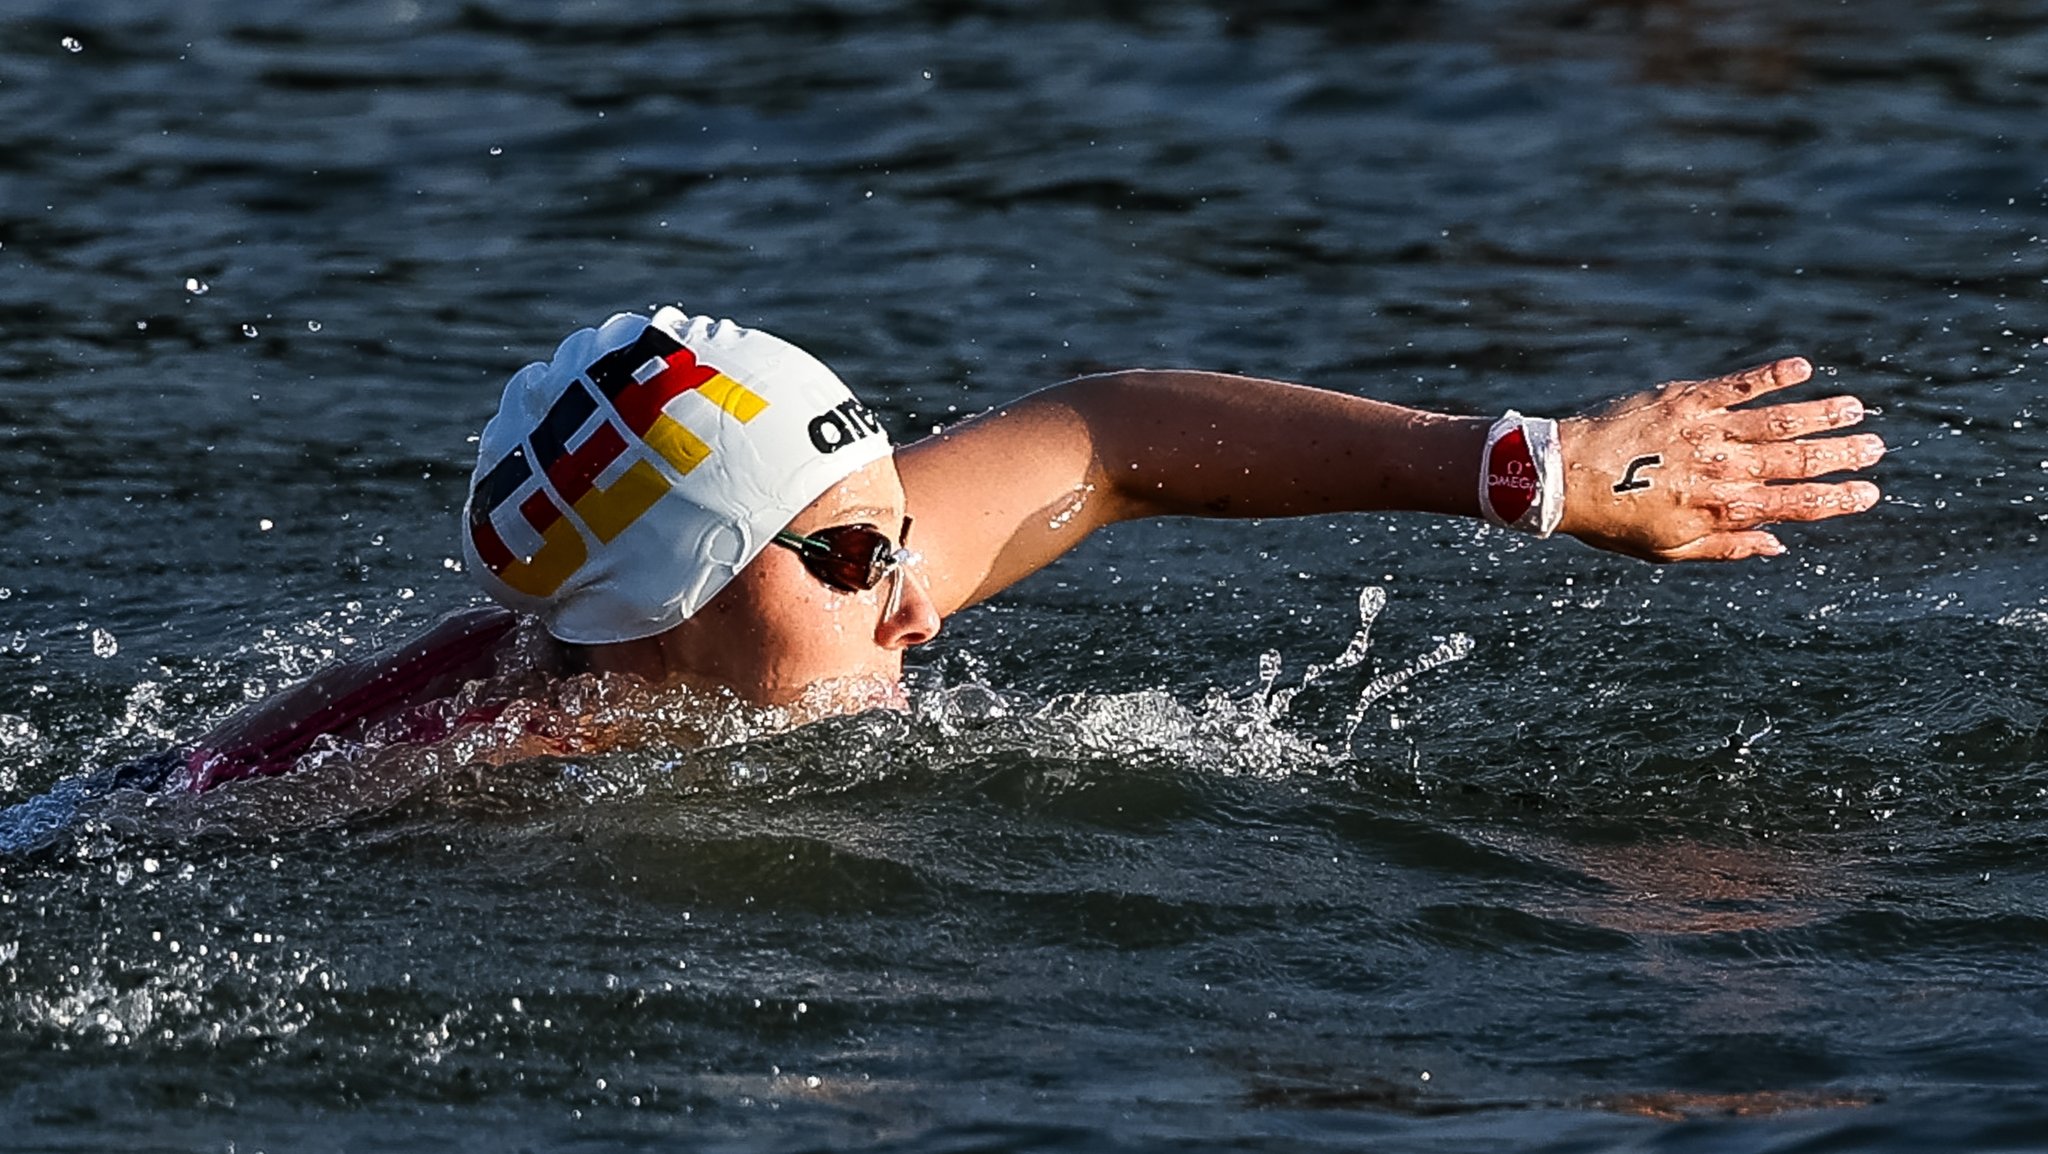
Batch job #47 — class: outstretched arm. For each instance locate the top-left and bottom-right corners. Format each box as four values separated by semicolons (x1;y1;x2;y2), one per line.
897;356;1882;616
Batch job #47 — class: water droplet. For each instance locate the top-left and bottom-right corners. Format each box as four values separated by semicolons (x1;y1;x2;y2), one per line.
90;628;117;658
241;323;258;338
306;320;322;332
61;36;83;53
184;277;209;295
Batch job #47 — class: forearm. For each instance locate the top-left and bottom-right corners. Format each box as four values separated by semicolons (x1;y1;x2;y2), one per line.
1061;370;1490;523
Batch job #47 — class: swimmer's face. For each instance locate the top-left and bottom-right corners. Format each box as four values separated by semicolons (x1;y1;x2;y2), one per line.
663;457;941;707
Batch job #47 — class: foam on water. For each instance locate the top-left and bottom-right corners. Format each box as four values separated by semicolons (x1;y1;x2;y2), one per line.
1;588;1470;861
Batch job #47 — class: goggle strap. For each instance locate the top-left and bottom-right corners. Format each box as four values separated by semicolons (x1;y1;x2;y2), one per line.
774;529;832;553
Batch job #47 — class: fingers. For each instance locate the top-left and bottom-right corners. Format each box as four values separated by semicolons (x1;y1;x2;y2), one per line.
1711;433;1885;481
1661;531;1785;563
1718;480;1881;527
1686;357;1813;412
1657;478;1873;561
1720;395;1868;442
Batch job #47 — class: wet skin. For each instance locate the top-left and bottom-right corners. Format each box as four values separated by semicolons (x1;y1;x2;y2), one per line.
572;458;942;709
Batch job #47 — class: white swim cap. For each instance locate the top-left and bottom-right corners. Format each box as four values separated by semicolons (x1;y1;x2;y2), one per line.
462;307;893;644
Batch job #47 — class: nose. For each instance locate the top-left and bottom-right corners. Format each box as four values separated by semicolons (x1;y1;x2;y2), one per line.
876;570;942;650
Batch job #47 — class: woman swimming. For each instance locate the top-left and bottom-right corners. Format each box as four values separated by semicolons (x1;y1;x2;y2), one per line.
18;306;1885;804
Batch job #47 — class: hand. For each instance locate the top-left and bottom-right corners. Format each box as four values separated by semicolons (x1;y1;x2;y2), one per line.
1556;357;1883;562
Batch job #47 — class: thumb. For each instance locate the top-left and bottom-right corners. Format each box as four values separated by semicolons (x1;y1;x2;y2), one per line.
1662;531;1787;563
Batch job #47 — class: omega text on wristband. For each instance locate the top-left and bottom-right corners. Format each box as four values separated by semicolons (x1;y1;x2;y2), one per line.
1478;411;1564;538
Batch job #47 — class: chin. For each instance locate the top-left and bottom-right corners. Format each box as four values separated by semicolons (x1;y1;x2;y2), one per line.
780;672;910;718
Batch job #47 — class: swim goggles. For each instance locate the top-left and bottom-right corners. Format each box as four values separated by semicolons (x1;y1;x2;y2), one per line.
771;516;916;617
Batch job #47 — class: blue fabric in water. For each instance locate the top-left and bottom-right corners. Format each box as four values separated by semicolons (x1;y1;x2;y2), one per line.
0;749;183;859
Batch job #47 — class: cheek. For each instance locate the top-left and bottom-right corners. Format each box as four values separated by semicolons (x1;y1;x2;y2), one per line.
723;568;871;656
796;589;879;654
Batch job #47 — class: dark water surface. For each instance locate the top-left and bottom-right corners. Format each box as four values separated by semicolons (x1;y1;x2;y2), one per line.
4;1;2047;1149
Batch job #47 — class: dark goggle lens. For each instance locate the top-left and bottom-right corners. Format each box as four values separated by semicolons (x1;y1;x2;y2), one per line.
796;524;893;592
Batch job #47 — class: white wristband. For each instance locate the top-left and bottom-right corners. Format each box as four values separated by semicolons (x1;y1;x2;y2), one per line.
1479;411;1564;537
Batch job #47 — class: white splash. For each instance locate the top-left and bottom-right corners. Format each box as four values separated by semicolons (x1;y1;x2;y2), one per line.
1997;606;2048;631
913;585;1472;776
1253;585;1472;751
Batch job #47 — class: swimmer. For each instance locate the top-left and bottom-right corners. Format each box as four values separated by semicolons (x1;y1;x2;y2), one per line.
26;307;1886;804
